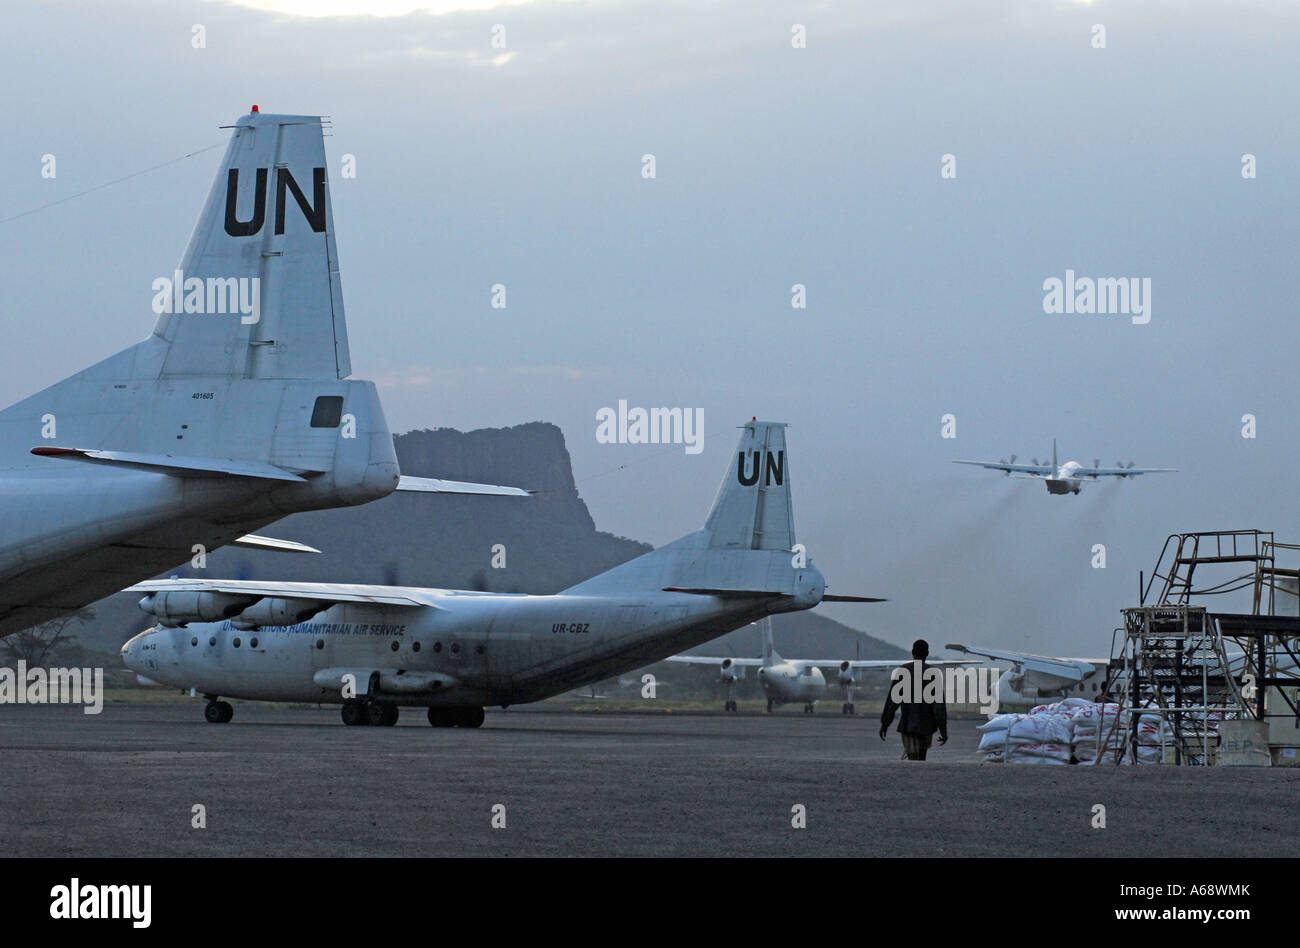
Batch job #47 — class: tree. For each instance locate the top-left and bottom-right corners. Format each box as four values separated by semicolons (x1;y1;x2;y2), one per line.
1;608;95;666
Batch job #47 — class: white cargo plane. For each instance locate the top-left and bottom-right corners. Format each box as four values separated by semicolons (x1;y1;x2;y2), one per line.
945;643;1111;709
670;619;973;714
0;108;525;639
953;440;1175;495
122;420;878;726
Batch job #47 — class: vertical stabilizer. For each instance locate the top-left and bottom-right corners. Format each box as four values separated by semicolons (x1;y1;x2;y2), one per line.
150;109;350;380
760;617;780;665
704;421;794;551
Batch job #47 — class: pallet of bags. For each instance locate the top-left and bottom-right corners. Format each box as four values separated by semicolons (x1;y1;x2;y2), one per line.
976;705;1076;763
976;713;1021;762
1070;702;1128;765
1133;711;1167;765
1006;741;1072;764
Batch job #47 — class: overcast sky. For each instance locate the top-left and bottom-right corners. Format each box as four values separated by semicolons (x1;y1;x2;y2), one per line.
3;0;1299;655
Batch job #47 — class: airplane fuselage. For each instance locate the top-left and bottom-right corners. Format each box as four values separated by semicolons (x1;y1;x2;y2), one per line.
0;377;399;636
123;588;805;708
995;662;1110;709
757;661;827;705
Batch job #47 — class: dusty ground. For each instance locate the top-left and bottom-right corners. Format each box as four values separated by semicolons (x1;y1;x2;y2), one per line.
0;702;1295;857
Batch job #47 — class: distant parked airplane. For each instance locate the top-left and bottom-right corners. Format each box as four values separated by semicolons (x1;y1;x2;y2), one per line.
669;618;972;715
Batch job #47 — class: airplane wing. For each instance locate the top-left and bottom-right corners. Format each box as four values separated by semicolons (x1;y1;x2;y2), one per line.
129;578;433;607
663;587;886;602
952;460;1053;476
797;659;980;670
1067;466;1177;479
231;535;320;554
396;476;531;497
665;656;765;667
946;642;1096;688
31;447;309;481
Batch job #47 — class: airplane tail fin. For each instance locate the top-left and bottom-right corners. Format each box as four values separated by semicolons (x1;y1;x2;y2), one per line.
3;109;398;510
760;617;780;664
563;420;820;606
149;109;349;380
703;420;793;551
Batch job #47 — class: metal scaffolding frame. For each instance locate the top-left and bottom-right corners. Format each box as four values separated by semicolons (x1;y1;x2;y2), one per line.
1105;529;1300;765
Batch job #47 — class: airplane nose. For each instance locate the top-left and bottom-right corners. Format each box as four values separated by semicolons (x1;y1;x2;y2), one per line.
120;627;156;669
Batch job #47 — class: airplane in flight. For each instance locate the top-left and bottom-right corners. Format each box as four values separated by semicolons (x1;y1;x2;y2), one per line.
952;440;1175;495
945;643;1112;710
670;618;973;714
121;420;879;726
0;108;524;639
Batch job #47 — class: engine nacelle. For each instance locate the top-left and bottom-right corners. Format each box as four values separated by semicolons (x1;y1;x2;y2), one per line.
232;597;331;629
139;591;257;627
838;660;855;687
719;658;742;682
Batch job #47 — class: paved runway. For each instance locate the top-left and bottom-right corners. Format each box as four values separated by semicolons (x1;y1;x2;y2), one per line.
2;702;1297;857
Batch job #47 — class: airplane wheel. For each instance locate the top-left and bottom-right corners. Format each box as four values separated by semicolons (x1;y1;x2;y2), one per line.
455;707;486;728
204;701;232;724
341;699;366;726
428;708;455;728
848;703;856;715
382;704;399;726
367;702;398;726
804;703;814;714
766;699;774;713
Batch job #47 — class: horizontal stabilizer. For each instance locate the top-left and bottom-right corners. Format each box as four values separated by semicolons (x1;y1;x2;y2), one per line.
32;447;309;481
821;594;887;603
396;475;530;497
231;535;320;554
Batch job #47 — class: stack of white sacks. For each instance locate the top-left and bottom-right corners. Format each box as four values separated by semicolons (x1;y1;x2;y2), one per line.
976;698;1167;764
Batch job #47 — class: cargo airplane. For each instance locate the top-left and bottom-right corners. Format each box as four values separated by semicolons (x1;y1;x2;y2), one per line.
945;643;1112;710
122;421;878;726
0;108;525;639
953;440;1175;495
670;619;974;714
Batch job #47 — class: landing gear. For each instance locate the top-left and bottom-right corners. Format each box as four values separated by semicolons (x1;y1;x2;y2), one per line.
341;699;367;726
803;702;815;713
342;699;398;726
841;702;856;715
766;698;774;713
722;677;738;712
204;700;233;724
428;707;484;728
